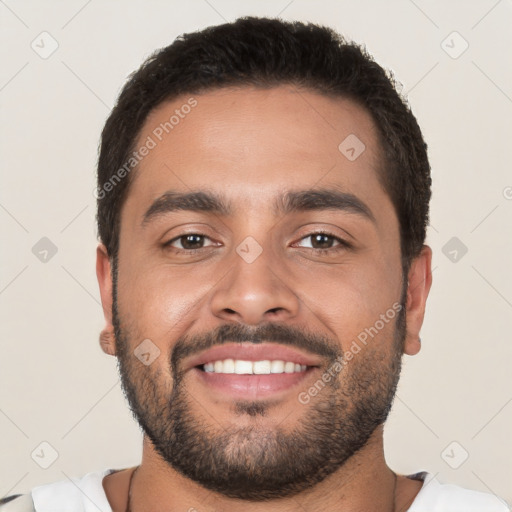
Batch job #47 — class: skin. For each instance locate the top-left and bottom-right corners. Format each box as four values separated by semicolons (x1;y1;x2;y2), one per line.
97;86;432;511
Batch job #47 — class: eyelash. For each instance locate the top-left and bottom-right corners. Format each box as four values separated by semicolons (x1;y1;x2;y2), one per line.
163;232;352;255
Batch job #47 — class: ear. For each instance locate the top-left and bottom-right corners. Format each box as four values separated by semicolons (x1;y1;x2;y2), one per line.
403;245;433;356
96;244;116;356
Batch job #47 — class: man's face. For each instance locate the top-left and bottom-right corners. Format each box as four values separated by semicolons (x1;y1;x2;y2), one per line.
110;86;407;499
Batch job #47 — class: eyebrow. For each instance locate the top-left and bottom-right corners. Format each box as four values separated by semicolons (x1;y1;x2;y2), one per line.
142;188;376;226
142;190;231;225
277;188;375;223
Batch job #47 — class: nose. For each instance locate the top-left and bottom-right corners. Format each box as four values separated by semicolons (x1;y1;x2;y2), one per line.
209;241;301;325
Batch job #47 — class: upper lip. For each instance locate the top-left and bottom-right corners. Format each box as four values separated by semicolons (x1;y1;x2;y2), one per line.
185;343;323;370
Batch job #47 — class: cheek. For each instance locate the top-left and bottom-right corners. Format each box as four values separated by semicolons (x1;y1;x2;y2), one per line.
295;255;401;348
116;259;215;345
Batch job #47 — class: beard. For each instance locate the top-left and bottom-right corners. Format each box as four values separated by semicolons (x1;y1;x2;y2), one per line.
113;271;407;501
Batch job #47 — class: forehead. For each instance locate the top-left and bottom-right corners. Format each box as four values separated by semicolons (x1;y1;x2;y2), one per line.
123;85;391;222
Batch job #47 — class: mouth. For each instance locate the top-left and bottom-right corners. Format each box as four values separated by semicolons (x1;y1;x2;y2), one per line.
186;343;322;399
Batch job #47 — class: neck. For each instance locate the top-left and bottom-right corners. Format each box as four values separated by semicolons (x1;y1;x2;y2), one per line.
125;428;406;512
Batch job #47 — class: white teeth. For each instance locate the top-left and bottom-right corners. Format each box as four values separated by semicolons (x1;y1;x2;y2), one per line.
284;361;295;373
253;360;271;374
234;360;253;374
223;358;235;374
270;360;284;373
202;359;309;374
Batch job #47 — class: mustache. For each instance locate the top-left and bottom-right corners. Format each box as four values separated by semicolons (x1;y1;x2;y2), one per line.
171;322;342;375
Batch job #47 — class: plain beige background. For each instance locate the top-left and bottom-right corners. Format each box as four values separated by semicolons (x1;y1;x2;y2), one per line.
1;0;511;504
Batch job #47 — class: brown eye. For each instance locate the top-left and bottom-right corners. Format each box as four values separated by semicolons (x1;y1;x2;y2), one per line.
295;232;351;253
166;234;214;251
310;233;335;249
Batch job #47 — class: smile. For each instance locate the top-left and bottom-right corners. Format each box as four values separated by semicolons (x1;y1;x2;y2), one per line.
202;359;309;374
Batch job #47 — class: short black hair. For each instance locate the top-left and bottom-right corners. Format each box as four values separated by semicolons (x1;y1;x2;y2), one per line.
96;16;431;274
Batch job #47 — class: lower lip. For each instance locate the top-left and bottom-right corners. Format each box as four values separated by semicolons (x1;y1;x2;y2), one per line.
191;367;317;399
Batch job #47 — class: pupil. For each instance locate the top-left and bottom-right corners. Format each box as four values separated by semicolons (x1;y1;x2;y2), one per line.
312;234;332;249
182;234;203;249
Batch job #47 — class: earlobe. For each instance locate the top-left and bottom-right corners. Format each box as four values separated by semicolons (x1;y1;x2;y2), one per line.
403;245;433;356
99;327;116;356
96;244;116;356
404;334;422;357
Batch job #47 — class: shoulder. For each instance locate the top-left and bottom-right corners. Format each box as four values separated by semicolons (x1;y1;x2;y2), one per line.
0;468;118;512
408;472;510;512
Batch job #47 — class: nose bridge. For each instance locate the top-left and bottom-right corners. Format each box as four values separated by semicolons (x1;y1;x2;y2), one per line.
209;233;300;324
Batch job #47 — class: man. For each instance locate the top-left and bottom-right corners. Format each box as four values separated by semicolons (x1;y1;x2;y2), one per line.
1;16;509;512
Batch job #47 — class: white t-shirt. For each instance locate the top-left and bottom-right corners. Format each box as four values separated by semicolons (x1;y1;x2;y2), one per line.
1;469;509;511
